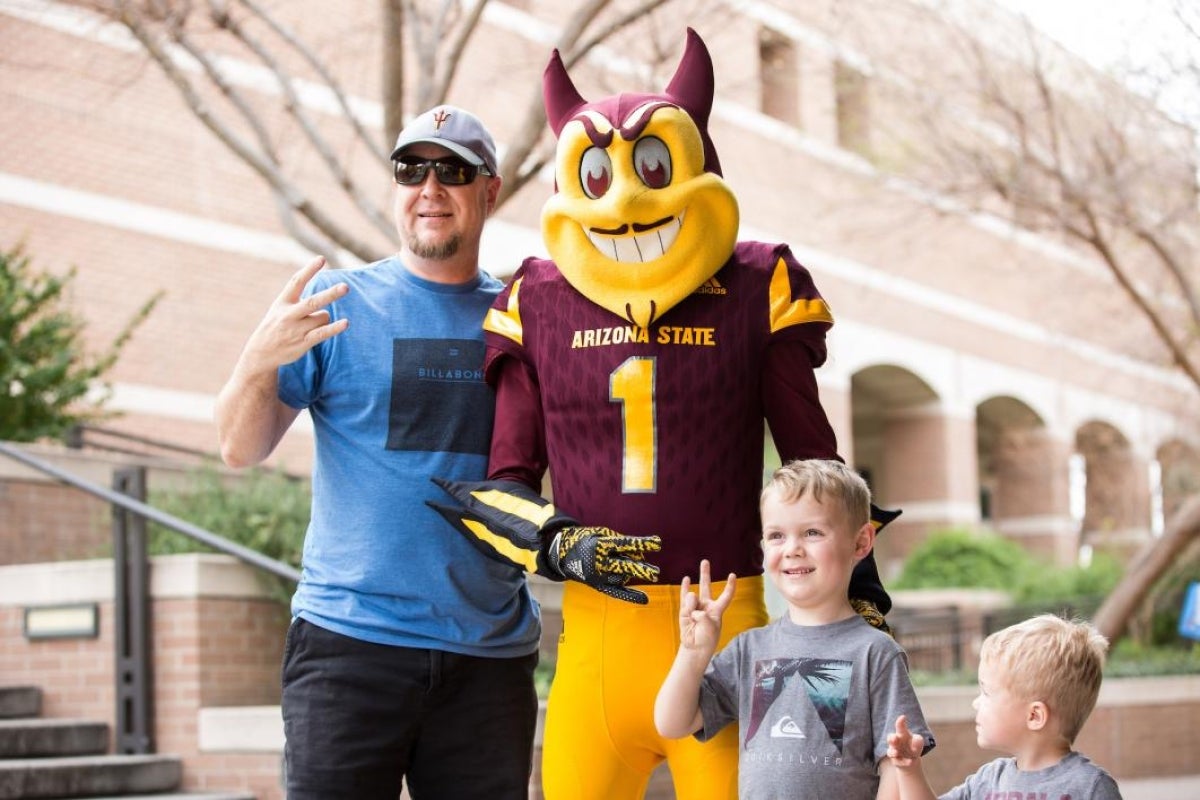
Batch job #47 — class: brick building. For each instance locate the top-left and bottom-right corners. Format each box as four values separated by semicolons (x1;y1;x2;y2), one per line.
3;0;1196;574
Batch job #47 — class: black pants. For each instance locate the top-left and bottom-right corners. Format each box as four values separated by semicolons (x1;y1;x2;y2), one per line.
281;618;538;799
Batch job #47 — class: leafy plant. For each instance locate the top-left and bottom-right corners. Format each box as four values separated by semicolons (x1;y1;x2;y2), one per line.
0;243;160;441
147;465;310;604
1013;553;1123;605
892;528;1032;590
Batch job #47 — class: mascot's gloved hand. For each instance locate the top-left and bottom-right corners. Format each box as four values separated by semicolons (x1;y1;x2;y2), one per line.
546;526;662;604
428;478;662;604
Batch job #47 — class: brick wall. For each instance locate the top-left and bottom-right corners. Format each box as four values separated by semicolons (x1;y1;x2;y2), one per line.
0;479;111;564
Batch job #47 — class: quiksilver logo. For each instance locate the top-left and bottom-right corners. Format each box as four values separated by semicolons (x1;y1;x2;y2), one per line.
769;716;806;739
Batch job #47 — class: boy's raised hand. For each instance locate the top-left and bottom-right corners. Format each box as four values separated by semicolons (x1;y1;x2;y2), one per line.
678;559;736;654
887;715;927;769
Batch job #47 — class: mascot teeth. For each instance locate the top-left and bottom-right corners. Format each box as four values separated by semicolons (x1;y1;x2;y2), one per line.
587;216;681;263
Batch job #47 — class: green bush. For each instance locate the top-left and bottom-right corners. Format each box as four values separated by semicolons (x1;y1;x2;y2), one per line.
1013;553;1123;605
892;528;1032;590
147;465;310;604
1107;638;1200;677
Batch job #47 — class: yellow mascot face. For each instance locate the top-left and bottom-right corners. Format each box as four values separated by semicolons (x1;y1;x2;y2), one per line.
540;30;739;328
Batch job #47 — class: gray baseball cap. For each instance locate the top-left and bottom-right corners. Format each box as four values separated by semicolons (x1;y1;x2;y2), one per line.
389;105;499;176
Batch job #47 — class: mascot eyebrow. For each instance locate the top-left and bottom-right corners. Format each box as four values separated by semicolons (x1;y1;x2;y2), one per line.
573;101;676;149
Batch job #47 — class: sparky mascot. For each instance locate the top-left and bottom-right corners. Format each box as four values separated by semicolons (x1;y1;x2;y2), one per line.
434;29;894;800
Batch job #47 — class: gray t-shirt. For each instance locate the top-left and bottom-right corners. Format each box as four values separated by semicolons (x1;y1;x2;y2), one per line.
941;751;1122;800
697;614;934;800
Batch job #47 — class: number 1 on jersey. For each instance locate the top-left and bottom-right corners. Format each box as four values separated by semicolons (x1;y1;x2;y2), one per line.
610;357;657;493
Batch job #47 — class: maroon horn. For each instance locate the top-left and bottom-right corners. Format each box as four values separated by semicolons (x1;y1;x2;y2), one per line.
543;49;588;137
664;28;721;175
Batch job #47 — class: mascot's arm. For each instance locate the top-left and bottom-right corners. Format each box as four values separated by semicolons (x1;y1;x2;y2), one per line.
429;355;662;604
763;338;897;615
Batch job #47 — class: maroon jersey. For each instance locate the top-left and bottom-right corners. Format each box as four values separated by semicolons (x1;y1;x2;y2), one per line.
484;241;839;584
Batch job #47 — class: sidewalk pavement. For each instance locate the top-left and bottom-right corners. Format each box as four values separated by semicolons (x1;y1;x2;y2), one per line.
1118;773;1200;800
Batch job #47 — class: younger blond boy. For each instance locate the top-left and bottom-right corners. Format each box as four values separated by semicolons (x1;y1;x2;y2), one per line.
656;459;933;799
888;614;1122;799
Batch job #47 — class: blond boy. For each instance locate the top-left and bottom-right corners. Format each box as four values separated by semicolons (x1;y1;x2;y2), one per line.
888;614;1122;799
656;459;933;799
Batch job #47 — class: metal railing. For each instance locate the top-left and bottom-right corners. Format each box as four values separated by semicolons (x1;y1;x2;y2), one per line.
0;440;300;754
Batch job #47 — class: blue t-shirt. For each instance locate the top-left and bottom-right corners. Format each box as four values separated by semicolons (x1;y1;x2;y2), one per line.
278;256;540;657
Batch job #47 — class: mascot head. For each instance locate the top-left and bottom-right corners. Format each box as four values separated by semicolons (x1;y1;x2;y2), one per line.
541;28;739;327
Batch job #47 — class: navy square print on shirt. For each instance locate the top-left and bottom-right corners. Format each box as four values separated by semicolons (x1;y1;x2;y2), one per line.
387;338;493;454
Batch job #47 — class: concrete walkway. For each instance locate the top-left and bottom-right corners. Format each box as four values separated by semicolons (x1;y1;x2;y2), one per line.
1118;773;1200;800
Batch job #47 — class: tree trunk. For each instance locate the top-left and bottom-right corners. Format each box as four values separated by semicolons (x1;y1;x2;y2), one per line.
1092;494;1200;642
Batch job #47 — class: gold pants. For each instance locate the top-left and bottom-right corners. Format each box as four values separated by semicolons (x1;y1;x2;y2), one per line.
541;577;767;800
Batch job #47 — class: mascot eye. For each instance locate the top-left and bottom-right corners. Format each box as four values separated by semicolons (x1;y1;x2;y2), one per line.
633;137;672;189
580;147;613;199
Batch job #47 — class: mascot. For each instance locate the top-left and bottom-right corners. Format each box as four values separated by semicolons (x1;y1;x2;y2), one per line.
433;29;894;799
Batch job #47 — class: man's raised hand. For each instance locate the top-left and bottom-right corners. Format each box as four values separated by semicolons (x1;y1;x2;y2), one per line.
243;256;349;372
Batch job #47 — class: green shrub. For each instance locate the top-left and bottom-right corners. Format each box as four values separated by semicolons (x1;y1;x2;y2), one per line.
892;528;1031;590
1012;553;1123;605
147;465;310;604
1107;638;1200;677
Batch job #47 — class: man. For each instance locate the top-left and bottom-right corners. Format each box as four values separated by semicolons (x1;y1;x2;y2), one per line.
215;105;540;800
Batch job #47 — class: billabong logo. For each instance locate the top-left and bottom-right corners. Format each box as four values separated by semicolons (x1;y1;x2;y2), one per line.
433;109;451;130
769;716;806;739
694;277;727;296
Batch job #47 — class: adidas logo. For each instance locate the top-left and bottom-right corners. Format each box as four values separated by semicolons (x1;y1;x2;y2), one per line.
769;716;806;739
693;277;727;296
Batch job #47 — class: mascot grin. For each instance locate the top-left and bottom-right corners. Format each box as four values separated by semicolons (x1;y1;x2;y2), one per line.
541;45;739;327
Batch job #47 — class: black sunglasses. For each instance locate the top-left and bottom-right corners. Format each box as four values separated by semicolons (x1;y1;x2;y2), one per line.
393;156;491;186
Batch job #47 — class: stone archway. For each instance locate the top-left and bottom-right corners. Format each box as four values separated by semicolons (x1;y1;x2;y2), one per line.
977;396;1076;566
1156;439;1200;526
1076;421;1151;558
850;364;974;579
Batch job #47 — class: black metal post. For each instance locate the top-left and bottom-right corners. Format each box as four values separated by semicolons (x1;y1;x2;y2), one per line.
113;465;154;754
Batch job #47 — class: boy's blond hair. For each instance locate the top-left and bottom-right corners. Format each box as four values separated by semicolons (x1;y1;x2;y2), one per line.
979;614;1109;743
761;459;870;531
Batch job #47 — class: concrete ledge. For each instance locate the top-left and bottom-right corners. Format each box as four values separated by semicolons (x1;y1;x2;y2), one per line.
0;555;276;606
198;707;284;753
915;674;1200;722
198;674;1200;754
891;588;1012;611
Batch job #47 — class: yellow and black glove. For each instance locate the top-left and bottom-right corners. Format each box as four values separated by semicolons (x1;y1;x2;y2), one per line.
545;526;662;604
428;478;662;604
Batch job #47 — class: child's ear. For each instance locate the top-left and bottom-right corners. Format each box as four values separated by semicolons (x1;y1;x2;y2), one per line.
1027;700;1049;732
853;522;875;561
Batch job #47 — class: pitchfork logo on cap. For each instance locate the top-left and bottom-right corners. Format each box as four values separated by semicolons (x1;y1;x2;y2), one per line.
433;109;450;130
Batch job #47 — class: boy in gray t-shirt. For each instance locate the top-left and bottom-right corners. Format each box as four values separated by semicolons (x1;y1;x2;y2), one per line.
887;614;1122;800
655;460;933;799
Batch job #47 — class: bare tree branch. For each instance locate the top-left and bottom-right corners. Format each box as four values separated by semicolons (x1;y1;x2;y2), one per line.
238;0;389;159
1093;494;1200;642
206;0;394;241
427;0;490;108
107;1;387;261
